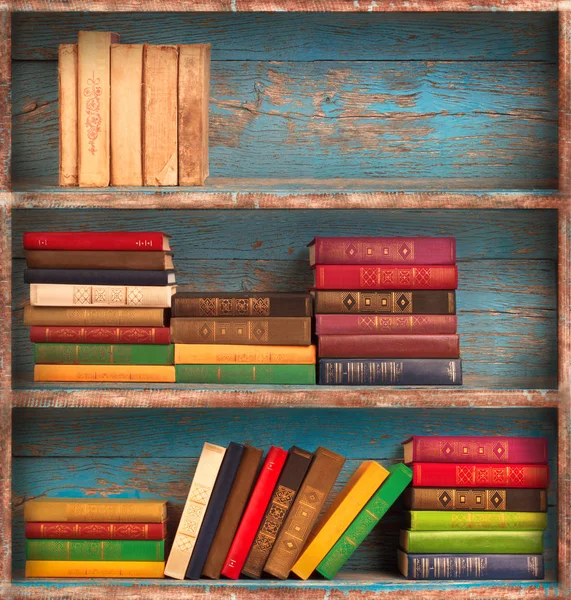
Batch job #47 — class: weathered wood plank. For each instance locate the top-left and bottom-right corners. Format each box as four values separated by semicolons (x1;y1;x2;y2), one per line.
0;11;10;190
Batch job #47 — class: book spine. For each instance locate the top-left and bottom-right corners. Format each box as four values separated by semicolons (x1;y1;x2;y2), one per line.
174;344;316;365
143;45;178;186
406;511;547;531
30;326;171;344
25;522;167;540
319;359;462;385
24;306;166;327
34;344;174;366
24;501;166;523
58;44;78;186
26;539;164;561
175;365;316;385
178;44;210;185
315;315;457;335
25;560;165;578
34;364;176;383
25;250;170;270
24;269;173;286
23;233;167;252
173;294;312;317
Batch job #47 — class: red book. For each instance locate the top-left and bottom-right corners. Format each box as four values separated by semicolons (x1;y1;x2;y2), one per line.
412;463;550;488
23;232;171;252
315;315;457;336
308;237;456;266
30;326;171;344
313;265;458;290
25;522;167;540
221;447;288;580
318;334;460;359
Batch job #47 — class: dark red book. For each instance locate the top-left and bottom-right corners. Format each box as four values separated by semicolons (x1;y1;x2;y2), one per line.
412;463;550;489
30;326;171;344
315;315;457;336
318;334;460;358
25;522;167;540
313;265;458;290
23;232;171;252
221;447;288;580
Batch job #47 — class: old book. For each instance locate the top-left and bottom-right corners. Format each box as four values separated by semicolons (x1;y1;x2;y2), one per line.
313;290;456;315
403;436;549;465
77;31;119;187
164;442;226;580
58;44;78;186
24;499;167;523
25;250;174;270
178;44;210;185
403;487;548;512
292;461;389;580
25;522;167;540
143;45;178;186
315;315;457;336
24;306;167;327
30;326;171;345
171;317;311;345
34;343;174;365
221;447;288;579
264;447;346;580
405;511;547;531
25;560;165;578
24;232;172;251
25;270;176;286
34;365;176;383
317;464;412;580
174;344;316;365
308;237;456;266
202;446;263;579
242;447;313;579
175;365;316;385
26;539;164;561
110;44;143;185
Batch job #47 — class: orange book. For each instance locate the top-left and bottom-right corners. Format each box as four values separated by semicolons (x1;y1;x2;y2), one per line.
174;344;316;365
34;365;175;383
25;560;165;578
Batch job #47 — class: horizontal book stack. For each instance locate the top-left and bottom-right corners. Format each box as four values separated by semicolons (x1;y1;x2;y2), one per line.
398;435;549;580
23;231;177;383
24;498;167;578
171;293;317;384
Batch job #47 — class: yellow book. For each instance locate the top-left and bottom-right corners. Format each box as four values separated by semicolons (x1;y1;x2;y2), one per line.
174;344;316;365
291;461;389;580
34;365;175;383
25;560;165;578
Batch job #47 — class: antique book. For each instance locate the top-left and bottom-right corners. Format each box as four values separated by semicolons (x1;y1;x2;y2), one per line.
171;317;311;345
264;447;346;580
25;560;165;578
405;511;547;531
313;290;456;315
185;443;245;580
175;365;316;385
173;292;312;318
221;447;288;579
308;237;456;266
313;265;458;290
30;326;170;344
110;44;143;185
24;232;172;251
174;344;316;365
317;464;412;580
24;499;167;523
403;436;549;465
25;250;174;270
319;358;462;386
34;343;174;365
318;335;460;359
202;446;264;579
24;269;176;286
143;45;178;186
403;487;548;512
26;539;164;561
25;522;167;540
178;44;211;185
58;44;78;186
77;31;119;187
242;446;313;579
24;306;167;327
34;364;176;383
398;550;544;580
316;315;457;336
292;460;389;580
164;443;226;580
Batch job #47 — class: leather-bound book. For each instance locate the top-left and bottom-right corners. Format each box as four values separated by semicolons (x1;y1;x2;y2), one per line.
25;250;174;271
34;364;175;383
242;446;313;579
25;269;176;286
34;343;174;366
315;315;457;335
25;521;167;540
175;365;316;385
405;510;547;531
27;539;164;561
30;326;171;345
24;306;167;327
24;232;172;251
25;560;165;578
58;44;78;186
174;344;316;365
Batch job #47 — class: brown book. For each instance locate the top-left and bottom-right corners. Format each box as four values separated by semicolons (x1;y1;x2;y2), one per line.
58;44;78;187
171;317;312;346
24;305;167;327
242;447;313;579
202;446;263;579
178;44;210;186
264;447;345;580
25;250;174;271
143;45;178;186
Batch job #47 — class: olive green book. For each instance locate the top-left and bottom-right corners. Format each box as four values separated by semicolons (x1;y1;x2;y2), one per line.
175;364;316;384
34;343;174;365
26;539;164;561
405;511;547;531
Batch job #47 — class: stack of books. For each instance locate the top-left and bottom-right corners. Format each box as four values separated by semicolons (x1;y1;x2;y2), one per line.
171;293;317;384
24;498;167;578
398;435;548;580
23;231;177;383
309;236;462;386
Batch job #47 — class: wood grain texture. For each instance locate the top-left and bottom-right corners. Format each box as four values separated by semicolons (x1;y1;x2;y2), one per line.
0;11;11;190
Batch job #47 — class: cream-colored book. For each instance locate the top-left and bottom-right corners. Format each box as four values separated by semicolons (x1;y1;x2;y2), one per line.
164;443;226;579
29;284;176;308
143;45;178;186
58;44;78;186
111;44;143;186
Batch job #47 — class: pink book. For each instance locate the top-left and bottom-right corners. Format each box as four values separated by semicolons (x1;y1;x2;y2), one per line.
403;436;548;465
315;315;457;335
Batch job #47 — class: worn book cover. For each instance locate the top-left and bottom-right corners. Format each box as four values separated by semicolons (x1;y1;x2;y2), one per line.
30;326;170;344
24;306;167;327
34;343;174;366
315;315;457;336
24;232;172;251
174;344;316;365
34;364;175;383
24;269;175;287
25;522;167;540
26;539;164;562
25;560;165;578
58;44;78;186
175;364;316;385
25;250;174;271
405;511;547;531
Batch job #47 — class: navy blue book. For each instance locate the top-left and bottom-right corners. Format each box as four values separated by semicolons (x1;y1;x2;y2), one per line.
398;550;544;580
24;269;175;286
318;359;462;386
185;442;245;580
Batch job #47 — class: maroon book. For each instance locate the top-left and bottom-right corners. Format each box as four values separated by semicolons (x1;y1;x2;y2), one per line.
315;315;457;335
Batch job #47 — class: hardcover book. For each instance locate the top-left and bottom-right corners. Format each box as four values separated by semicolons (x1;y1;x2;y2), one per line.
25;522;167;540
24;306;167;327
30;326;171;345
24;269;176;286
25;560;165;578
23;232;172;252
174;344;316;365
405;511;547;531
315;315;457;336
26;539;164;562
175;365;316;385
34;343;174;366
25;250;174;271
34;364;176;383
58;44;78;186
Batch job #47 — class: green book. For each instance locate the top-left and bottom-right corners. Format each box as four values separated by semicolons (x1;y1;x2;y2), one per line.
34;343;174;365
400;530;544;554
317;463;412;579
175;364;316;384
405;510;547;531
26;539;165;561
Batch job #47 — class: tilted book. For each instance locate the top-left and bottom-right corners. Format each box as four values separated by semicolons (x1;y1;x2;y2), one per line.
25;250;174;271
34;364;175;383
25;522;167;540
24;232;172;251
175;365;316;385
26;539;164;562
24;306;167;327
30;326;171;345
58;44;78;186
25;560;165;578
405;511;547;531
315;315;457;336
174;344;316;365
24;269;176;286
34;343;174;366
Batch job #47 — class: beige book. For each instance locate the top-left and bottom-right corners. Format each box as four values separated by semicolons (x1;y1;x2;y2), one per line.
178;44;211;186
58;44;78;186
110;44;143;186
164;442;226;579
143;45;178;186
